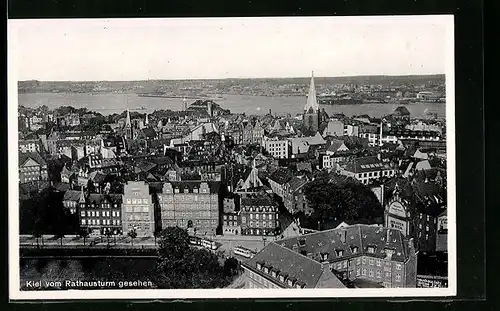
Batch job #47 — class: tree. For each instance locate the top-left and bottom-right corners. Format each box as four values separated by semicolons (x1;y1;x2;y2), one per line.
79;229;90;246
128;229;137;246
223;257;240;277
156;227;232;289
303;173;383;230
187;219;193;229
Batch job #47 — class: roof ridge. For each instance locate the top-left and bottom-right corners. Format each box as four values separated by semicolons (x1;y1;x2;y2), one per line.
270;242;323;267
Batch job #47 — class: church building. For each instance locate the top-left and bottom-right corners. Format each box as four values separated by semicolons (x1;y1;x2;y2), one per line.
303;72;320;132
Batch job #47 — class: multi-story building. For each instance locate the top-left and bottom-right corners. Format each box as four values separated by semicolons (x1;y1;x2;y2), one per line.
267;168;294;199
239;192;279;236
263;136;290;159
63;190;81;214
158;181;220;235
282;176;311;215
384;182;446;252
275;224;418;288
436;210;447;252
242;242;346;289
222;196;240;235
18;152;48;184
340;156;396;185
19;139;43;153
122;181;155;237
322;120;344;137
79;190;123;235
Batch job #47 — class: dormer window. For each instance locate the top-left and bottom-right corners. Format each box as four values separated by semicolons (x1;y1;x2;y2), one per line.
367;246;375;253
272;271;277;278
322;253;329;261
257;263;262;270
279;275;285;282
351;246;358;254
296;284;302;289
335;249;344;257
264;267;269;274
287;279;294;287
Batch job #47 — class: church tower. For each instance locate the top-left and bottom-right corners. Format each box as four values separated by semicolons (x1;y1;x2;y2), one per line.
303;71;320;133
125;109;133;139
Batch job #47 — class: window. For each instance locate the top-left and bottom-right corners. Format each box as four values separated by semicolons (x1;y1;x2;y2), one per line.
369;269;374;277
426;225;429;232
143;206;149;213
81;219;86;225
395;273;401;282
368;246;375;253
224;215;227;220
396;264;402;270
343;261;347;268
376;270;382;279
362;268;367;276
356;269;360;276
369;258;374;265
242;216;246;223
426;234;429;240
96;211;100;217
268;214;273;220
362;257;366;264
356;258;361;265
116;211;120;217
250;214;254;220
81;211;85;217
426;215;430;221
376;260;381;267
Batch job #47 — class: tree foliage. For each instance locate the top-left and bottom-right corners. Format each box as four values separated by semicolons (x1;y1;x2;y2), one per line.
302;172;383;229
156;227;233;289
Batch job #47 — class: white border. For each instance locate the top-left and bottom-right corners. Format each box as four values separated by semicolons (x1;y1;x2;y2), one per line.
8;15;456;300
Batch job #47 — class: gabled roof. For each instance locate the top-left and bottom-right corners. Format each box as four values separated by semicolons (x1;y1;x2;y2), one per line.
243;242;345;289
63;190;81;201
326;138;347;153
19;152;46;167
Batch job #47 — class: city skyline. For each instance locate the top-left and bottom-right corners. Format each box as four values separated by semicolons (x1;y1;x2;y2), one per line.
10;16;451;81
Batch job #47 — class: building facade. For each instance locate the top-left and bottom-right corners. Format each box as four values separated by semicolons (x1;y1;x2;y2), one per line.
340;156;396;185
158;181;219;236
263;137;290;159
239;192;279;236
18;152;48;184
79;191;123;235
121;181;155;237
277;224;418;288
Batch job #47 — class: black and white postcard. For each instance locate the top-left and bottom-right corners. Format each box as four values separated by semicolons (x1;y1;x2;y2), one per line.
8;16;456;299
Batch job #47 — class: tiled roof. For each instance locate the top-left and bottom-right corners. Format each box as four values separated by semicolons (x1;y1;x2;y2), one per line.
268;168;294;185
19;151;46;166
278;224;411;263
286;176;308;192
343;156;387;173
240;192;274;206
163;181;220;194
242;242;345;288
63;190;81;201
326;139;347;153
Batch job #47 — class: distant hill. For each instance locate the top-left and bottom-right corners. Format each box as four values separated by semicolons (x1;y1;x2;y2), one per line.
18;75;445;95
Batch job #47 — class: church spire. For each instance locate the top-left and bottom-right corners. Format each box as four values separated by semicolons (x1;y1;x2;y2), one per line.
304;71;319;112
125;109;132;127
145;113;149;126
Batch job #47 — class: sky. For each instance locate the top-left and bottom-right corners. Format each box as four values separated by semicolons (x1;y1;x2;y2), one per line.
9;16;453;81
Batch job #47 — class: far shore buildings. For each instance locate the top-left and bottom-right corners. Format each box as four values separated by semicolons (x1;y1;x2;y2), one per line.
122;181;155;237
242;224;418;289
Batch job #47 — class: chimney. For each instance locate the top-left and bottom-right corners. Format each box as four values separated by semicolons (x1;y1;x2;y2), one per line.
340;229;347;243
386;229;391;244
269;109;272;115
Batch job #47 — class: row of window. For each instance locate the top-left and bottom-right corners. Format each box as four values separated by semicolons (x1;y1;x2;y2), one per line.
125;198;150;205
242;207;276;213
242;228;275;236
125;214;152;221
80;203;120;208
124;206;150;213
80;210;121;217
255;264;304;288
355;268;401;282
162;211;216;218
82;219;121;226
248;213;274;220
222;218;238;227
242;222;278;228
